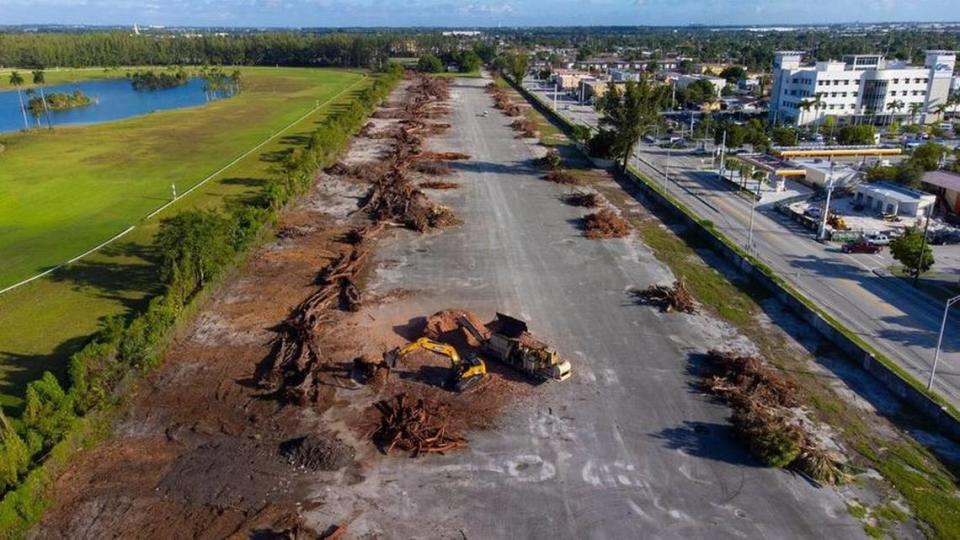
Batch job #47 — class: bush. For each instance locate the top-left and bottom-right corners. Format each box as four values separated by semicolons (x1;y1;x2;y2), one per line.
587;129;617;159
416;54;444;73
23;373;76;456
0;413;29;493
837;124;876;145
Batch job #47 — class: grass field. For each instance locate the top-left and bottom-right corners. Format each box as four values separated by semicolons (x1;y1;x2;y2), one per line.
0;66;372;411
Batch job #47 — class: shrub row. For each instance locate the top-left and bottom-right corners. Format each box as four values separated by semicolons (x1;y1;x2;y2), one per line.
0;62;404;534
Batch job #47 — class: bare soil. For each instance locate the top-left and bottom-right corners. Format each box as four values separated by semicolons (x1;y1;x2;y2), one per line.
30;77;530;539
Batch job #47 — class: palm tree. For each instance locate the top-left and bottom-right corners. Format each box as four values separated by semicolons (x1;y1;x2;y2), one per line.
934;102;949;122
32;69;53;129
886;100;904;127
8;71;29;131
812;94;824;135
798;98;814;127
908;102;923;125
231;69;242;95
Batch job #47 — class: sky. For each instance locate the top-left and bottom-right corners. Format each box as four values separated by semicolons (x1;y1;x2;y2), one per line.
1;0;960;28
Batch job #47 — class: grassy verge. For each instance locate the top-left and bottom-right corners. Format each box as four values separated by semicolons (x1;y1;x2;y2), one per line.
0;67;370;412
509;74;960;539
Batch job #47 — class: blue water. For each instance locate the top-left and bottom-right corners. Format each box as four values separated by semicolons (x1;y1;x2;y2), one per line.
0;78;227;133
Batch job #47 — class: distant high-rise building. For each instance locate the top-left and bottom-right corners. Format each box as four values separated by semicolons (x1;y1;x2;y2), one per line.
768;50;956;126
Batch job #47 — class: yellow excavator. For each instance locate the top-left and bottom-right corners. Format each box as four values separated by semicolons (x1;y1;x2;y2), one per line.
383;337;487;392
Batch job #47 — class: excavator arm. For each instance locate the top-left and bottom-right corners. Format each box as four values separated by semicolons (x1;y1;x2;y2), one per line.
382;337;486;392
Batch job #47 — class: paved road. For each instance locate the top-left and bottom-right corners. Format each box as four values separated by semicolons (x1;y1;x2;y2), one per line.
311;76;865;538
526;79;960;410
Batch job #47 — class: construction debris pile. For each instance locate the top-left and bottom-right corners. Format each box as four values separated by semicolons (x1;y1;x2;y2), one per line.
256;75;466;404
633;278;697;313
702;350;847;485
485;82;522;116
371;393;467;457
583;208;629;239
561;191;600;208
279;433;356;471
544;170;579;185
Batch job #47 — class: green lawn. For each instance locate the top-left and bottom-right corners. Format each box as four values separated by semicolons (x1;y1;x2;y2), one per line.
0;66;372;411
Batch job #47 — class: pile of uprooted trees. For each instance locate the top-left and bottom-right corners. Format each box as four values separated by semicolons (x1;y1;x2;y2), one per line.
254;75;468;405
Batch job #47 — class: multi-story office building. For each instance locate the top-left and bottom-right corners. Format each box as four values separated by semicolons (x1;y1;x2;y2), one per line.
769;50;955;126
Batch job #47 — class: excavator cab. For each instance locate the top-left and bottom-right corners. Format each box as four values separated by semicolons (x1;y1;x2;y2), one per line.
383;337;487;392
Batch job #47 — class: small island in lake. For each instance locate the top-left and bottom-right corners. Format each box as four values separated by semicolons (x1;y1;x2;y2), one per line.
28;90;92;116
128;69;189;91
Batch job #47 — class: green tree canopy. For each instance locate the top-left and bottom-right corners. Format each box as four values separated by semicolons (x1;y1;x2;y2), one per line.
719;66;748;82
596;78;668;169
890;227;934;277
836;125;876;145
416;53;444;73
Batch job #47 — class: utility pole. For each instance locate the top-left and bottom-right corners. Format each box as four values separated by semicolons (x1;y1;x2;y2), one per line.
553;83;558;110
747;168;759;252
717;130;727;181
913;213;932;286
664;146;672;190
818;160;835;241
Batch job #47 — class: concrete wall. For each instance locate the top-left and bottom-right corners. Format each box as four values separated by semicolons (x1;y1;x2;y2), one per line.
505;75;960;442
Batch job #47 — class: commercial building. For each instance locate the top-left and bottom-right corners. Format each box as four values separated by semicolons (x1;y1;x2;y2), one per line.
922;170;960;214
853;181;936;217
769;50;956;126
550;69;594;91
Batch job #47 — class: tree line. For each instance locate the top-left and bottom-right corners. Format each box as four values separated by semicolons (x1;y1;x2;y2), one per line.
0;32;404;69
0;61;405;534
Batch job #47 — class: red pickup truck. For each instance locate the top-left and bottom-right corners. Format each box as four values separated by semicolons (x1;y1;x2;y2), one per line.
842;240;882;254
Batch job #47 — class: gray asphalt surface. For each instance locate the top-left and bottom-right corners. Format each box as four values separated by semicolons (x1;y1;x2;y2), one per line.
526;79;960;410
308;76;864;539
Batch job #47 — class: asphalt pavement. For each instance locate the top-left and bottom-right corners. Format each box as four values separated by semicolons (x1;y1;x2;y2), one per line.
307;76;865;539
525;79;960;410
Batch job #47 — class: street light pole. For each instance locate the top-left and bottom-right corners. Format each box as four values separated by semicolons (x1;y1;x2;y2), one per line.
717;130;727;181
664;146;671;190
928;294;960;390
747;167;758;251
818;160;835;241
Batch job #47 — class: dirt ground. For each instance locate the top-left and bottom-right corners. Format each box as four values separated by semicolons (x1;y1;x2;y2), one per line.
31;77;517;539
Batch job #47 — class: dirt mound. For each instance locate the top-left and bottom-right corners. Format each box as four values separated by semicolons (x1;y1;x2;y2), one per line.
279;433;356;471
583;208;629;239
423;308;488;348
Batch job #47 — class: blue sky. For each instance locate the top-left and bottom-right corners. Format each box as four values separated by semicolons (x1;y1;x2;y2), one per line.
1;0;959;27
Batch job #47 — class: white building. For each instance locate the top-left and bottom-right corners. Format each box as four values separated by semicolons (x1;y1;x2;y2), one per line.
676;74;727;97
853;182;936;217
769;50;956;126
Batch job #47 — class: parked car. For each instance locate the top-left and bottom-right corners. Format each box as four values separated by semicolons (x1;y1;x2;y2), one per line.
804;206;823;218
866;233;891;245
842;240;882;254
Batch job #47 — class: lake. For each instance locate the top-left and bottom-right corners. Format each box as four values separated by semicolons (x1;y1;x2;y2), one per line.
0;78;226;134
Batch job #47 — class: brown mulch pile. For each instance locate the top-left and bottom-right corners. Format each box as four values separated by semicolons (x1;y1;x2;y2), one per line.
419;181;460;190
510;118;537;137
583;208;629;239
632;278;697;314
543;170;579;185
561;191;600;208
702;350;847;485
370;393;467;457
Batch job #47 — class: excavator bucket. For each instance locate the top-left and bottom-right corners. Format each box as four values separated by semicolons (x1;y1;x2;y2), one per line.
454;374;484;392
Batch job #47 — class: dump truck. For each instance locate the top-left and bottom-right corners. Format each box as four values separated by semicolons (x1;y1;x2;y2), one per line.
457;313;572;382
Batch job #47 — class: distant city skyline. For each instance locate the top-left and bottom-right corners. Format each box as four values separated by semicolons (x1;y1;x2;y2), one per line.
1;0;960;28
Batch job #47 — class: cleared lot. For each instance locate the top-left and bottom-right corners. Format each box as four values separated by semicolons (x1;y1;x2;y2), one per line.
303;77;864;537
